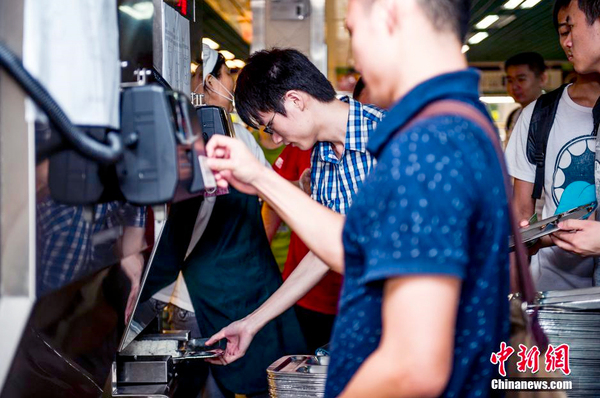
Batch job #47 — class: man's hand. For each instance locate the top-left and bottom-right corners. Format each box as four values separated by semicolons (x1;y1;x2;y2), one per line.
518;219;552;256
551;219;600;257
206;135;265;195
299;168;312;196
121;252;144;324
204;318;257;365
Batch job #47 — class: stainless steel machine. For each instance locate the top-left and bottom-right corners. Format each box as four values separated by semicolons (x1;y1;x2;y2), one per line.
0;1;238;397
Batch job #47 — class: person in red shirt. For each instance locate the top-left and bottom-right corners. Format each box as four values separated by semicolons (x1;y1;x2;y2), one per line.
262;145;342;351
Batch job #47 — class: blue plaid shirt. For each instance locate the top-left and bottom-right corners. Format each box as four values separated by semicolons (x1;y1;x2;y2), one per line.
36;199;146;296
311;97;385;215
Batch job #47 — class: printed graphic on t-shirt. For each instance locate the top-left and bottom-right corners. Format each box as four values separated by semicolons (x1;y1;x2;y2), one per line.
595;140;600;204
552;136;596;214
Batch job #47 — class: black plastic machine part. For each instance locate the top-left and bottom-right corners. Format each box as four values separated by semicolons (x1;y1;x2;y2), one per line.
50;84;212;206
118;85;211;205
1;39;217;205
0;41;124;164
196;105;236;141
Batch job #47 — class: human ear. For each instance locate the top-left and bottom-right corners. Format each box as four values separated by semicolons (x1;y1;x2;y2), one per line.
379;0;400;35
285;90;306;111
205;74;217;91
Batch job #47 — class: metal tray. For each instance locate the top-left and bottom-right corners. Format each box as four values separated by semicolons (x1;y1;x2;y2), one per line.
509;202;597;250
120;336;226;360
267;355;328;398
173;338;226;361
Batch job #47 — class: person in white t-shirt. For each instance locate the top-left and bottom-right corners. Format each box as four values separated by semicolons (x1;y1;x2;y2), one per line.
506;73;599;291
506;2;600;290
539;0;600;265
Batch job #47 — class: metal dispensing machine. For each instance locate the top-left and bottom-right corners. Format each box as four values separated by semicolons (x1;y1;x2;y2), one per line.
0;1;235;397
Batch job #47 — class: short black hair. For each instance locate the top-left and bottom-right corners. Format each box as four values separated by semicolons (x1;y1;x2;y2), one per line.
553;0;572;30
575;0;600;25
418;0;471;42
505;52;547;77
554;0;600;30
352;77;366;99
234;48;337;129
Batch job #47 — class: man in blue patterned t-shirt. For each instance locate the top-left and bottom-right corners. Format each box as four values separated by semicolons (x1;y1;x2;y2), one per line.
204;0;510;396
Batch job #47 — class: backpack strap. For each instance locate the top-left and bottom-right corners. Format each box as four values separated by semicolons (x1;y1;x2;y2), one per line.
593;95;600;136
401;99;548;350
526;85;567;200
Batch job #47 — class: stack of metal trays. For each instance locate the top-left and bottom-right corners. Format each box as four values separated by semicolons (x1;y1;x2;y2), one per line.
267;355;329;398
533;287;600;397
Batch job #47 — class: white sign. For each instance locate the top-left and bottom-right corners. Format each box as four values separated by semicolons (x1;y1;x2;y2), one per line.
162;3;191;93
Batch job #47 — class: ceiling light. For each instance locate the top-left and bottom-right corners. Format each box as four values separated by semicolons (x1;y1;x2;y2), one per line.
495;15;517;29
502;0;524;10
520;0;543;8
118;2;154;20
232;59;246;69
202;38;220;50
462;45;470;53
475;15;500;30
480;96;516;104
468;32;489;45
226;59;246;69
219;50;235;60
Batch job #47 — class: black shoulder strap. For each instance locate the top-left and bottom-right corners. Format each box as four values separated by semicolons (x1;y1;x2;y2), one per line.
593;95;600;136
526;85;567;200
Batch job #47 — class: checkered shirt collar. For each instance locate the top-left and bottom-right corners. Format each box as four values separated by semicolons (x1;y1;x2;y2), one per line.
316;96;370;163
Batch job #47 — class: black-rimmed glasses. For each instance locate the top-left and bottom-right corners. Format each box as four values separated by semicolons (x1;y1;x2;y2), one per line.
264;113;276;135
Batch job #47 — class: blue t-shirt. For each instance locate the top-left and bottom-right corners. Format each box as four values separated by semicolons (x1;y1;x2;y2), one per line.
325;69;511;397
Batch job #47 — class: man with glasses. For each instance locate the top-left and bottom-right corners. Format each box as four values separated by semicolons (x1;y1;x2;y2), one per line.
236;48;384;218
206;48;385;362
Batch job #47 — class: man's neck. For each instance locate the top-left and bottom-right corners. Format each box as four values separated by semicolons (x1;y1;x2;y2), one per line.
313;99;351;159
520;96;539;108
568;73;600;107
389;34;467;104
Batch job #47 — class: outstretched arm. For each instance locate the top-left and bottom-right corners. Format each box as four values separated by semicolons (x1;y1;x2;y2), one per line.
262;203;283;243
120;226;146;324
205;251;333;364
513;178;552;253
206;135;345;271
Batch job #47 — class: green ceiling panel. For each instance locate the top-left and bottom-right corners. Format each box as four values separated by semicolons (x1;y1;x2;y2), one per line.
467;0;567;63
203;1;250;61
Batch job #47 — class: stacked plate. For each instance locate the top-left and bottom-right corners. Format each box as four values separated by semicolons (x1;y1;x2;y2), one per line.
534;287;600;397
267;355;329;398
